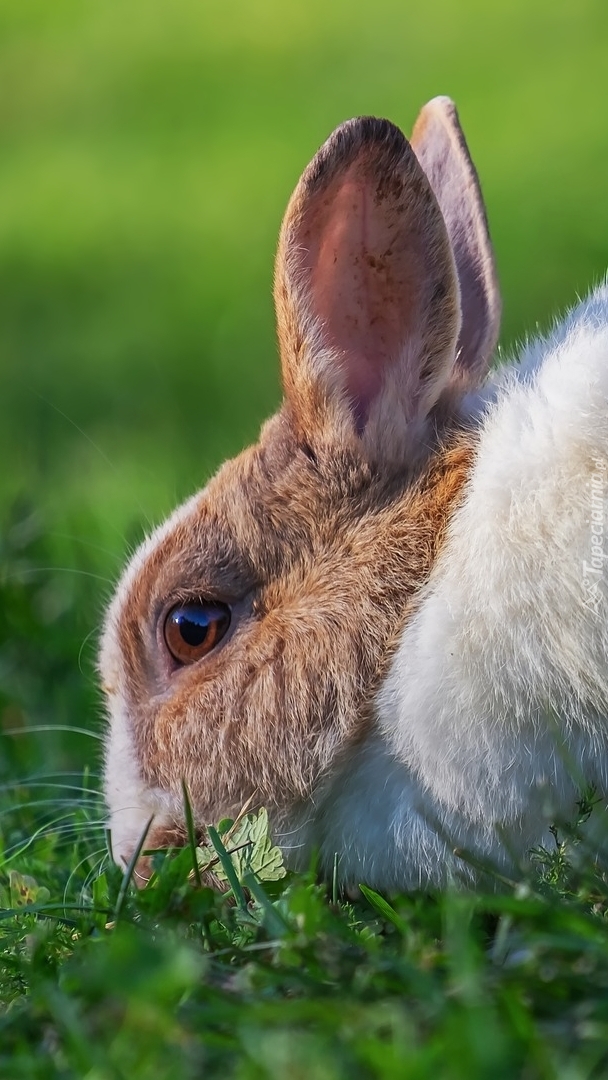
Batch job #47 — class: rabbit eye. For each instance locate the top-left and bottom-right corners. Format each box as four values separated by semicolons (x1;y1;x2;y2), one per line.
163;601;231;665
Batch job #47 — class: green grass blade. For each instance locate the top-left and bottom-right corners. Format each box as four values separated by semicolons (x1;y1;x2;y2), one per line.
113;816;153;921
359;884;407;934
207;825;248;911
181;779;202;887
242;871;290;937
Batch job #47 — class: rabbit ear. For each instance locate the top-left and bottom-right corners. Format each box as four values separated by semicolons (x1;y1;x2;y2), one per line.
274;117;460;459
411;97;501;388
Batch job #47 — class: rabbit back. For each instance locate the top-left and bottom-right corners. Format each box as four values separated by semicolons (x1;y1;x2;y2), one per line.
377;283;608;837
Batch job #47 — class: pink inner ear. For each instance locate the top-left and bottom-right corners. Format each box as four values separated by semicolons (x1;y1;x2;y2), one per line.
302;169;427;429
411;98;500;384
276;117;460;442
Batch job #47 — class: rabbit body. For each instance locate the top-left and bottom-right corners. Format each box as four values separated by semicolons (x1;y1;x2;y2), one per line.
100;98;608;889
318;288;608;887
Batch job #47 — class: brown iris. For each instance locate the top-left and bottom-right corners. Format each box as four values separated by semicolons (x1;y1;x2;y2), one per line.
163;601;231;665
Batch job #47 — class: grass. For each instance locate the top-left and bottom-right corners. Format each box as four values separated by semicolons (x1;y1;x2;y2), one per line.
2;1;608;1076
3;510;608;1078
3;763;608;1080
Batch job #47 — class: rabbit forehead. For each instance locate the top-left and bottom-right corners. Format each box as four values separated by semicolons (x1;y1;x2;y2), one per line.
103;412;395;627
103;424;296;630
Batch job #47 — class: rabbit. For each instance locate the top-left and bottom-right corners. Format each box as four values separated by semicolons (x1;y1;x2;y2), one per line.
99;96;608;890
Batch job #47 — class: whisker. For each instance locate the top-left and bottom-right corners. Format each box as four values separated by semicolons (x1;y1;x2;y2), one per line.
3;769;101;779
0;771;102;793
80;857;109;892
3;566;114;585
0;780;104;797
79;855;112;905
0;798;102;820
78;626;100;676
1;826;108;865
1;808;108;858
48;532;124;563
44;822;108;843
3;724;103;741
42;821;108;836
38;394;154;532
0;822;108;851
275;816;314;838
109;802;159;817
64;846;109;906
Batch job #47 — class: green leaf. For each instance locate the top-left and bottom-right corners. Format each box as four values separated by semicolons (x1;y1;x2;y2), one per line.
195;843;219;875
225;808;286;883
196;808;286;887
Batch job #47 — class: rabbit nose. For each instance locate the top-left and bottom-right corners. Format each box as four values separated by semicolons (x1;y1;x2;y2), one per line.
133;821;188;886
130;852;156;888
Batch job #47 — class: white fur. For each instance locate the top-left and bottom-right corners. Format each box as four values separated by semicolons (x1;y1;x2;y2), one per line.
345;283;608;882
100;491;203;865
103;702;169;869
309;736;549;890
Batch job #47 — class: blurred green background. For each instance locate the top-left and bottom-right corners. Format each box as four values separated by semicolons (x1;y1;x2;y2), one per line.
1;0;607;775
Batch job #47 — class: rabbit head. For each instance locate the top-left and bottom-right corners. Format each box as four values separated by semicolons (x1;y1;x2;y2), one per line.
99;98;500;880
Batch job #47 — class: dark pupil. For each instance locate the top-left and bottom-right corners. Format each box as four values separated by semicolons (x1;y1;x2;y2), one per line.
174;606;215;646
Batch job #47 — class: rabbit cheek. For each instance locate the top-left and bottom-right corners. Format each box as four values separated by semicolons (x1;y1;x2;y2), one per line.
103;705;177;875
